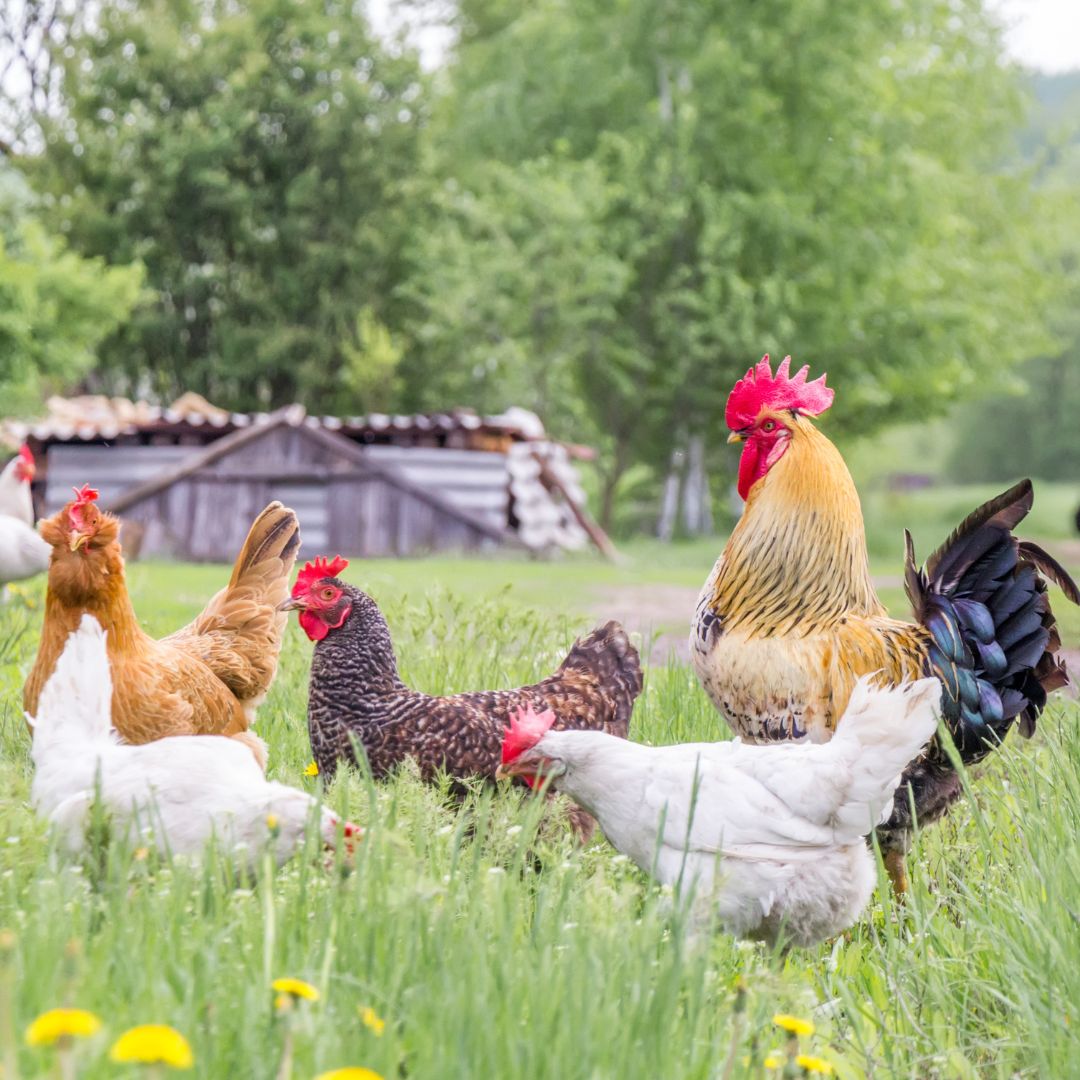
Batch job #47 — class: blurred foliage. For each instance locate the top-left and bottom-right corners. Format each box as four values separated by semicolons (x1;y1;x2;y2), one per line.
24;0;425;410
947;72;1080;485
403;0;1059;522
1;0;1076;527
0;167;143;415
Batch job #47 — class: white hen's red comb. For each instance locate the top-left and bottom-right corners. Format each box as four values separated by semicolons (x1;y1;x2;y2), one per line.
501;704;557;765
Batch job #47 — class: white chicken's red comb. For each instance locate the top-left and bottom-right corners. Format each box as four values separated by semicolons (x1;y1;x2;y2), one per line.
501;703;557;765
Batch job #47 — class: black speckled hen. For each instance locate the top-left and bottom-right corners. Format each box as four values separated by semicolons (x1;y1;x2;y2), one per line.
281;557;643;786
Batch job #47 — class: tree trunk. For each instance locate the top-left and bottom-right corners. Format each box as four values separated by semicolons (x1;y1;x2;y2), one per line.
657;442;685;541
681;433;712;535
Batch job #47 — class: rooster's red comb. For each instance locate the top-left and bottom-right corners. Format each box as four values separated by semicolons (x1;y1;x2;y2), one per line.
501;704;557;766
293;555;350;597
18;444;34;465
71;484;99;506
725;354;834;431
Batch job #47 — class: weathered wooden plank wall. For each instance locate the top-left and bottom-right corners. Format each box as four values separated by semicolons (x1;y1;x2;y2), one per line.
45;428;511;561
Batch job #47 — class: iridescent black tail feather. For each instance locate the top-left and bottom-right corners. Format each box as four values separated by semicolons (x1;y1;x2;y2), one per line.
904;479;1078;765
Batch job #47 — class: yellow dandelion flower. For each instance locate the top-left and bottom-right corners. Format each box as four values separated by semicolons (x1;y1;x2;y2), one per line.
109;1024;193;1068
266;813;280;831
359;1006;385;1036
763;1053;783;1069
314;1070;384;1080
25;1008;102;1046
133;847;150;862
795;1054;833;1075
304;762;319;777
773;1013;815;1037
271;977;319;1002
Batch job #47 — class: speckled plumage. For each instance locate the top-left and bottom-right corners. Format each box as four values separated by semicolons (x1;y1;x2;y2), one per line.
693;410;1077;857
304;582;642;784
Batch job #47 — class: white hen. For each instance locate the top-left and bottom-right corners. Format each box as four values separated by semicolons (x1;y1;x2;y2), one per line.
0;515;50;592
497;676;941;946
29;615;361;866
0;445;36;526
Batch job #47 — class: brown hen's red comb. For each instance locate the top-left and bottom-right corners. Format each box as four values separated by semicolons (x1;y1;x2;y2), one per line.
725;354;834;431
501;704;557;765
71;484;99;506
293;555;350;596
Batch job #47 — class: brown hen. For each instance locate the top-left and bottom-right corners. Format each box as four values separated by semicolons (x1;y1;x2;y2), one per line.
23;486;300;768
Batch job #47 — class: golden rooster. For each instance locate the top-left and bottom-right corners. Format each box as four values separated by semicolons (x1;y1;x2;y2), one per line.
691;356;1079;891
24;486;300;768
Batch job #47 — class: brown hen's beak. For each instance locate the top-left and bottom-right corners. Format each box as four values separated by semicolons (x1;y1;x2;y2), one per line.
69;532;89;552
276;595;305;612
726;431;744;445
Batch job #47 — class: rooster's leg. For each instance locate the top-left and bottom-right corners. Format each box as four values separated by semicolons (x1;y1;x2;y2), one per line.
884;849;909;897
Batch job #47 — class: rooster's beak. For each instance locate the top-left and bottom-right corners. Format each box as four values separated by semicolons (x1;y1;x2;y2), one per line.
276;596;304;612
726;432;744;445
69;532;89;552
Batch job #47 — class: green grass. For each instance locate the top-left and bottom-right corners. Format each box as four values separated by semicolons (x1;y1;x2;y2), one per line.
0;496;1078;1079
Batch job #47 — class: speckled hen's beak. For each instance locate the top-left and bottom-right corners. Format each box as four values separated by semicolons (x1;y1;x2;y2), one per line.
276;595;305;612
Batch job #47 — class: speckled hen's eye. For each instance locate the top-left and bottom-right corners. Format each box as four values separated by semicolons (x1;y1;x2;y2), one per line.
321;587;336;600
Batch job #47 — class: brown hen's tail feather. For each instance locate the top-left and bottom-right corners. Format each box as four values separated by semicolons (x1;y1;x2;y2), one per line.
557;620;643;737
228;501;302;593
164;502;301;706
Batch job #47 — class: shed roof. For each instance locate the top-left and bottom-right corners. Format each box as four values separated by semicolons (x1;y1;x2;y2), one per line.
2;393;557;448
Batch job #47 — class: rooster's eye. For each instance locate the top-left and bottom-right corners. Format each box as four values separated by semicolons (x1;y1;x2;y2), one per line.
762;420;776;432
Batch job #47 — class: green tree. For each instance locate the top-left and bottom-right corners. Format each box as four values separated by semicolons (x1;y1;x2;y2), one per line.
407;0;1055;527
0;169;143;415
27;0;426;410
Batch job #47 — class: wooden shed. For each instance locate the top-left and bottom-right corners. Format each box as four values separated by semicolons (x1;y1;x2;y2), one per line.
12;398;608;561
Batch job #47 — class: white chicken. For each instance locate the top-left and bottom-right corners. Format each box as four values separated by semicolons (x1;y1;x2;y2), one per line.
497;677;941;946
0;444;36;526
29;615;361;867
0;515;50;595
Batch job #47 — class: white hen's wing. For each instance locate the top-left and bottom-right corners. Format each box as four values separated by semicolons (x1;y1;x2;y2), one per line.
0;517;49;584
640;677;942;856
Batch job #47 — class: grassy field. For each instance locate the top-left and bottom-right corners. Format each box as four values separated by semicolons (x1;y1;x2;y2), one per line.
1;485;1078;1079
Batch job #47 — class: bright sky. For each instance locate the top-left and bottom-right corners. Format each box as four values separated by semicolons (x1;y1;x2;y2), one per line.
990;0;1080;71
368;0;1080;74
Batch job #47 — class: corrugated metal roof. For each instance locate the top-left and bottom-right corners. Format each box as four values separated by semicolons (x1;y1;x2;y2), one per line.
3;394;548;445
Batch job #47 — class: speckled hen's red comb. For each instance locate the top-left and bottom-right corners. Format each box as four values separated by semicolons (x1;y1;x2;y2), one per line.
501;704;557;765
293;555;350;596
725;354;834;431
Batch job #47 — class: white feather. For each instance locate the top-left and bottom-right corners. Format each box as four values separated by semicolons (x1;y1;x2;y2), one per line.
0;516;49;587
531;675;941;946
29;615;358;866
